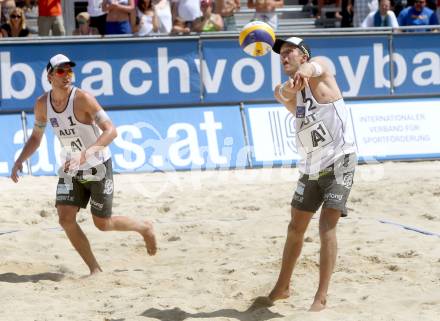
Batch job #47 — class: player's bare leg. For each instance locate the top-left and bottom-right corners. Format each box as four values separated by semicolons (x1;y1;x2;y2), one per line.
57;205;103;274
269;208;314;302
92;215;157;255
309;208;340;312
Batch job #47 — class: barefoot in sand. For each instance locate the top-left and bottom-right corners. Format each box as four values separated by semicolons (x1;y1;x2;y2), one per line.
309;297;326;312
90;267;103;275
268;287;290;302
142;220;157;256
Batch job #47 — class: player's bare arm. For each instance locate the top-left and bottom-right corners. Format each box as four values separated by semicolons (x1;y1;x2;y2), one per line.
10;96;47;182
293;57;326;85
64;90;116;169
80;89;117;147
275;78;299;114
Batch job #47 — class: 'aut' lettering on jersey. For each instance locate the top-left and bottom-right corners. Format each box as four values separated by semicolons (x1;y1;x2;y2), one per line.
59;128;76;136
300;113;317;129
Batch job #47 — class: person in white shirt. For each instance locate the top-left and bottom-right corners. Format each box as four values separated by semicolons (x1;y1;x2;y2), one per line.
361;0;399;27
153;0;172;33
353;0;378;27
134;0;159;36
88;0;107;35
171;0;200;28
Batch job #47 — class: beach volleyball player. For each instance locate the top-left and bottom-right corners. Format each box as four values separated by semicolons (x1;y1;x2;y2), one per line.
267;37;357;311
10;54;157;274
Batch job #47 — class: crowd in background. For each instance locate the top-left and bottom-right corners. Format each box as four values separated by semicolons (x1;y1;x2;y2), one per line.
308;0;439;28
0;0;439;38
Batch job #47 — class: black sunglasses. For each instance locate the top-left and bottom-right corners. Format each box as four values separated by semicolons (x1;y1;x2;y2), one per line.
10;14;22;19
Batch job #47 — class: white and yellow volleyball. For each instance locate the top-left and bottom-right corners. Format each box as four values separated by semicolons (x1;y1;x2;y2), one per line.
239;21;275;57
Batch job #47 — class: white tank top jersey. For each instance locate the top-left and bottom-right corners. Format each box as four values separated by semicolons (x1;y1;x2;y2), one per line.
294;86;356;174
46;87;111;170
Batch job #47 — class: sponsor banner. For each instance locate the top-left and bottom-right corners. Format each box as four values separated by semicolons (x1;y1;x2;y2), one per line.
245;98;440;166
245;103;300;167
1;34;439;112
0;114;24;175
0;39;200;111
0;106;247;176
392;34;440;96
109;106;247;172
349;98;440;160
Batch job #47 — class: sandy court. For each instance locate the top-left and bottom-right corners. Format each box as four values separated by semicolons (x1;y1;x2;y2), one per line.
1;161;440;321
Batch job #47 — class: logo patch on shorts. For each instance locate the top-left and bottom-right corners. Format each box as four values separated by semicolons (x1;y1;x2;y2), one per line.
90;198;104;210
295;181;305;196
57;183;71;195
103;179;113;195
324;192;343;201
342;172;354;189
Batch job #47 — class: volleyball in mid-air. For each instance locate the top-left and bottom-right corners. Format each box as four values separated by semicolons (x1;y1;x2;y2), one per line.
239;21;275;57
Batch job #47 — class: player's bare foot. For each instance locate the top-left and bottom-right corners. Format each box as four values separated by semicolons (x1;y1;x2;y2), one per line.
81;266;102;277
268;287;290;302
142;220;157;256
309;297;326;312
90;268;102;275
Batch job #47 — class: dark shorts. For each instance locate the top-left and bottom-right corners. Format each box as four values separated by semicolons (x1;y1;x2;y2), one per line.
90;14;107;36
105;20;132;35
55;159;114;217
291;153;357;217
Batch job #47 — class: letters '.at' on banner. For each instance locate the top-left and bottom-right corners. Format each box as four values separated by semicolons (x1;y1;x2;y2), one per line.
0;106;248;176
1;98;440;177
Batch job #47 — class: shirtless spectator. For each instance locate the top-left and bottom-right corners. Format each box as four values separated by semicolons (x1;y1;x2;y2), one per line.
103;0;135;35
247;0;284;30
215;0;240;31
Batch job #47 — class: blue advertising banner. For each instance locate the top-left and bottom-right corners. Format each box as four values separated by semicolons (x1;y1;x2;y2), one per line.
392;34;440;95
202;36;391;104
0;39;200;111
109;106;247;172
0;113;24;175
0;33;439;113
0;105;247;176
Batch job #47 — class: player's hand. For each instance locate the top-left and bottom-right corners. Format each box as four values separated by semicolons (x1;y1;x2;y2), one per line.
10;161;23;183
292;71;308;91
283;76;304;94
63;151;86;173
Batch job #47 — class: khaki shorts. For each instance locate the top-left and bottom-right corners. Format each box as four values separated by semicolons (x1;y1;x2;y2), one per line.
38;16;65;36
291;153;356;217
55;159;113;217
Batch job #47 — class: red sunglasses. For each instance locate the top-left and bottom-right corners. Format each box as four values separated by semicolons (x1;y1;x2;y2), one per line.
54;68;73;76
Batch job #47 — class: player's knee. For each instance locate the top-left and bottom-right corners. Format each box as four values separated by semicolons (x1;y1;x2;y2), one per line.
58;215;75;229
288;220;307;235
93;217;111;231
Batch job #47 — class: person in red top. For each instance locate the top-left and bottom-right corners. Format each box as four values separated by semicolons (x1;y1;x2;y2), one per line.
38;0;66;36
